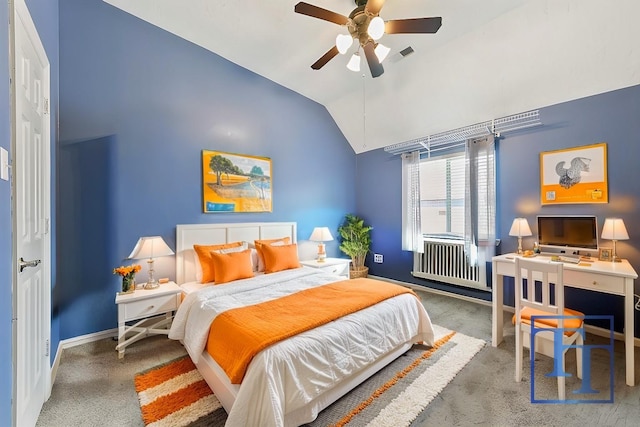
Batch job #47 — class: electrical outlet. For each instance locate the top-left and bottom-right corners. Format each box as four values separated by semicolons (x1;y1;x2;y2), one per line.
374;253;383;263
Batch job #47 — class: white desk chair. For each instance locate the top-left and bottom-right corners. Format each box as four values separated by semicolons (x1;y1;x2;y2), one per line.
513;257;585;400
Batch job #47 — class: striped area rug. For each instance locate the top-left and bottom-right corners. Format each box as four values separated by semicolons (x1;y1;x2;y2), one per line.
135;326;485;426
134;356;225;426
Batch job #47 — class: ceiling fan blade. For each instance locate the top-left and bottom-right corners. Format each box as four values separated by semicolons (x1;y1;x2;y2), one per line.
364;0;386;16
294;2;349;26
311;46;340;70
363;42;384;78
385;17;442;34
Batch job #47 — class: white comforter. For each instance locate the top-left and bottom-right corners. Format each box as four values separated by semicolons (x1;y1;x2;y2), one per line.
168;267;435;427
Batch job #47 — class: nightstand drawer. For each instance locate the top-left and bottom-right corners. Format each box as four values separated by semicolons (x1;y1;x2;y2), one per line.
300;258;351;279
122;294;178;321
318;262;348;277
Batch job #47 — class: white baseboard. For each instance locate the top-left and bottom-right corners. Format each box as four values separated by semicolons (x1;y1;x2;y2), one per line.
49;328;118;392
370;274;640;347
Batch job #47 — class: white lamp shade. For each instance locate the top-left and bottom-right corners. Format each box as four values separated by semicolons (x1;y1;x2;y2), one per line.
508;218;532;237
128;236;174;260
346;52;361;72
309;227;334;242
368;16;385;40
336;34;353;54
374;43;390;63
601;218;629;240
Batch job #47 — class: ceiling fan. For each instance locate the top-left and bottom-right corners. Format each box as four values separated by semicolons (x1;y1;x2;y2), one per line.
294;0;442;78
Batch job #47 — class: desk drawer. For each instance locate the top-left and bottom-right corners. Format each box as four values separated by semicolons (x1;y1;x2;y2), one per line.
565;270;625;295
124;294;178;321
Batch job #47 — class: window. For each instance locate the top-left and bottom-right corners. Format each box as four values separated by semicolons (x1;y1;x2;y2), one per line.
402;136;495;262
419;153;465;239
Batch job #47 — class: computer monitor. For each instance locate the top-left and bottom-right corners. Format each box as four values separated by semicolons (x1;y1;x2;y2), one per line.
537;215;598;255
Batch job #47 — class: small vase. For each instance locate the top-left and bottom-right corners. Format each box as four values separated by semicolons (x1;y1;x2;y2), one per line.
121;275;135;294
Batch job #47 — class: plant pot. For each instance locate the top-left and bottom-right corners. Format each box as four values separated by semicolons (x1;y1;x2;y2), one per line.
350;266;369;279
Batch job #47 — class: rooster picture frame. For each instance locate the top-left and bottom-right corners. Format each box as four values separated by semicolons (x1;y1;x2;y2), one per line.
540;142;608;205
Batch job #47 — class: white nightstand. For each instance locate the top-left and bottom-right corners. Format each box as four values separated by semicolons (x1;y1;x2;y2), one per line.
300;258;351;279
115;281;181;358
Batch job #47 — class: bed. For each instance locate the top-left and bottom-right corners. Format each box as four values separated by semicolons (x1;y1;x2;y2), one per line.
168;222;435;427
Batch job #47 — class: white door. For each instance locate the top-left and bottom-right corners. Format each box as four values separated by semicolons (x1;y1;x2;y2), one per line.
12;1;52;426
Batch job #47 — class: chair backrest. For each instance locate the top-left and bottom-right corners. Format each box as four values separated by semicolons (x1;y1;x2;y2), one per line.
514;257;565;322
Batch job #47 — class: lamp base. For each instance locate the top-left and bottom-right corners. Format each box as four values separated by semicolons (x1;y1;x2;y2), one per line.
144;280;159;289
143;258;159;289
611;241;622;262
316;243;326;263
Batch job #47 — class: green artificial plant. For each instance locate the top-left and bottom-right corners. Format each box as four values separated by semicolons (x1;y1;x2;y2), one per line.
338;214;372;270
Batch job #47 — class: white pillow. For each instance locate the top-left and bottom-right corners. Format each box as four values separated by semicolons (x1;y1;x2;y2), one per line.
250;248;259;272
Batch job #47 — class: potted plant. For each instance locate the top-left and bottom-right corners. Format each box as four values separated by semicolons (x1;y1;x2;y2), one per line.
338;214;372;278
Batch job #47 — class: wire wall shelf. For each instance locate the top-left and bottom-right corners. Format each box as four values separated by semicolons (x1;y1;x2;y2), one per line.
384;110;541;155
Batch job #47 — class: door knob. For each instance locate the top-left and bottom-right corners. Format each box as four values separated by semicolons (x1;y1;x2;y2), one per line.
19;257;41;273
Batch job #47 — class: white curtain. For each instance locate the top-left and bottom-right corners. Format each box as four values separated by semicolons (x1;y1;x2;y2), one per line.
464;135;496;267
401;151;423;252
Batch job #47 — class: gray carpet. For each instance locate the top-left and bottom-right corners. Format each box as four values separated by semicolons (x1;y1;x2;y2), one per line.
37;288;640;426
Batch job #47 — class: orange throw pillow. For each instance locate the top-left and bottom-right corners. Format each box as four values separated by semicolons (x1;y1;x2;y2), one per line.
261;243;300;273
210;249;254;284
254;237;291;272
194;241;244;283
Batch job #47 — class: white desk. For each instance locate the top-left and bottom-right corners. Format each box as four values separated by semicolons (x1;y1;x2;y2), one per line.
492;253;638;386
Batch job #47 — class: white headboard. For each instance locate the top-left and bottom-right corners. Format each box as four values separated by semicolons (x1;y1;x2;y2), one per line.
176;222;297;285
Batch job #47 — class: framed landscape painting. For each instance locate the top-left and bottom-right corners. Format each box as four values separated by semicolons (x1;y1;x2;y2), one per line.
201;150;272;213
540;142;608;205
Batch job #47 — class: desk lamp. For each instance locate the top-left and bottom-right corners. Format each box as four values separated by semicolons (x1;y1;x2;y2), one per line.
601;218;629;262
509;218;532;255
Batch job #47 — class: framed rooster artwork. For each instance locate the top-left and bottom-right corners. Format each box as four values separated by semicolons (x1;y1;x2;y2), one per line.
540;142;608;205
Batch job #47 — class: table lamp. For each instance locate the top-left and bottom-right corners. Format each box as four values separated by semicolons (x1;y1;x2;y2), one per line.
309;227;334;262
128;236;174;288
509;218;532;255
601;218;629;262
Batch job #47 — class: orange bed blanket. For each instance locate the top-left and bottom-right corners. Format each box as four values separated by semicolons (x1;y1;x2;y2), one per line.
206;278;417;384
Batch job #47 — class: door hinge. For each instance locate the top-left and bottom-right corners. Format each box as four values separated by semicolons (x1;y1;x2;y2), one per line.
44;97;49;115
45;339;49;357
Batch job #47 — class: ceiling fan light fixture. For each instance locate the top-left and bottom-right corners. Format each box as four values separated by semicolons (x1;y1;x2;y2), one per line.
374;43;390;63
336;33;353;54
346;52;361;72
368;16;385;40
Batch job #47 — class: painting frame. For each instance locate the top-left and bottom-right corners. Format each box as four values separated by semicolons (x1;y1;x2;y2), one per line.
540;142;608;205
598;247;612;262
201;150;272;213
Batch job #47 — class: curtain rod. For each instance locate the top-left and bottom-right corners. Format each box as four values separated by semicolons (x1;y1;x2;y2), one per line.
385;110;541;155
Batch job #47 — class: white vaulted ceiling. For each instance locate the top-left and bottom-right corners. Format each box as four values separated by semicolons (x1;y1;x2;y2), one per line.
103;0;640;153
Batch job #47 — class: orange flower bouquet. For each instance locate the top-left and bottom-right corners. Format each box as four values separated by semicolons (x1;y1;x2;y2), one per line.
113;264;141;293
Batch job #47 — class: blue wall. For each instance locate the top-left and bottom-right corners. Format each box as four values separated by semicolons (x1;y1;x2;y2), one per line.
357;84;640;333
56;0;356;344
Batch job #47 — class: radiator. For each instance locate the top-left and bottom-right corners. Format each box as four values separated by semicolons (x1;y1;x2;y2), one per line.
413;240;488;290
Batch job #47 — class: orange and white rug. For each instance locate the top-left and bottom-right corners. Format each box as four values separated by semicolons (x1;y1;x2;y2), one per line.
134;356;224;426
135;326;485;426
